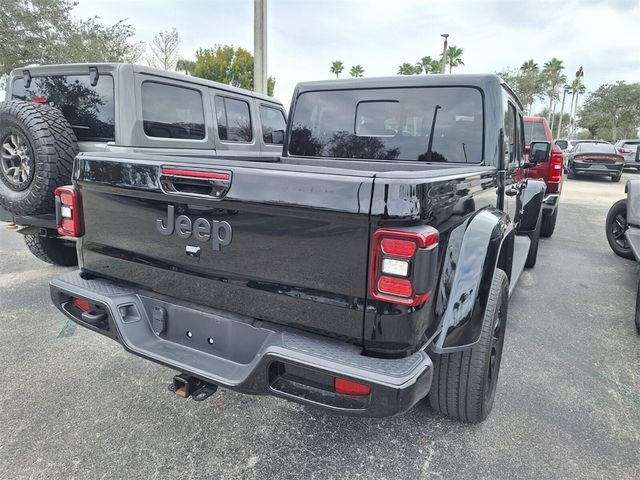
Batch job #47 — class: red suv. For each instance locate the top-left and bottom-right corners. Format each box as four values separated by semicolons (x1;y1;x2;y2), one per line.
522;116;564;237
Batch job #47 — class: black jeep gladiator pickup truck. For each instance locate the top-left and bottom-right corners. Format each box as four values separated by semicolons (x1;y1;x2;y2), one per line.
49;74;549;422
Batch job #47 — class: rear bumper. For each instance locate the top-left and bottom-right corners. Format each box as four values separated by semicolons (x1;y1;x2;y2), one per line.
570;161;623;177
50;270;432;417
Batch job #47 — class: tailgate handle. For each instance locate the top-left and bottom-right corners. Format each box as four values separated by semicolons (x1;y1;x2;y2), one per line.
160;168;232;199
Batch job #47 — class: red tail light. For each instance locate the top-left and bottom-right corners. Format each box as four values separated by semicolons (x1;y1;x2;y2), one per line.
32;97;47;104
369;227;438;306
335;377;371;396
72;298;91;312
549;150;563;183
55;186;83;237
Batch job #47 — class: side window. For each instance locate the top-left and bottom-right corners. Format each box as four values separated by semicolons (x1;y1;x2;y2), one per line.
215;96;252;142
141;82;205;140
504;102;516;165
12;75;115;141
259;105;286;144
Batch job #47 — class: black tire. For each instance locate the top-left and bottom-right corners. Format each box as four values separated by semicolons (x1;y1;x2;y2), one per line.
540;208;558;238
605;199;635;260
612;173;622;183
525;207;542;268
23;234;77;266
635;280;640;335
567;164;576;179
428;269;508;423
0;100;78;215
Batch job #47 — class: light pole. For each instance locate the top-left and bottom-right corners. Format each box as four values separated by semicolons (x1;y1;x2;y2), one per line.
556;84;570;139
440;33;449;74
254;0;268;94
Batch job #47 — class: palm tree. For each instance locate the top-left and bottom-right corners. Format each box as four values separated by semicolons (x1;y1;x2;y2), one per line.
330;60;344;79
568;79;586;136
419;56;441;74
176;59;196;76
445;46;464;73
518;60;543;115
349;65;365;77
397;62;420;75
542;58;566;132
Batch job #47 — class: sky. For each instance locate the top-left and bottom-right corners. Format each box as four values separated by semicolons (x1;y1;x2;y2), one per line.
24;0;640;109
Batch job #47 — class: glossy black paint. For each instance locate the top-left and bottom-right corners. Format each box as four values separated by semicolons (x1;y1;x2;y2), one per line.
73;74;538;359
77;155;374;343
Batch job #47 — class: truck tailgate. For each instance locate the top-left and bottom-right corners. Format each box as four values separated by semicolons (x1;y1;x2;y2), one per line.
76;154;374;342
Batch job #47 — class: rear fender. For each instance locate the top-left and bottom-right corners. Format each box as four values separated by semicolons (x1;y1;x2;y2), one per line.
430;208;513;354
625;180;640;227
517;179;545;233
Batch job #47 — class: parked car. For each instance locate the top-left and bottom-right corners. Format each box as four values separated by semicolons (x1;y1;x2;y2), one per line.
0;64;287;265
605;180;640;333
614;139;640;170
566;141;624;182
521;116;564;237
49;74;547;422
554;139;574;151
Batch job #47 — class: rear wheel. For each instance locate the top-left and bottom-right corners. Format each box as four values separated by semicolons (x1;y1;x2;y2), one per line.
612;173;622;183
23;234;77;266
540;208;558;238
567;166;576;179
605;199;634;260
428;269;508;423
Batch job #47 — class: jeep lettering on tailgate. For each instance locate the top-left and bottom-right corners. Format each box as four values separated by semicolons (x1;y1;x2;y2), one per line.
156;205;232;250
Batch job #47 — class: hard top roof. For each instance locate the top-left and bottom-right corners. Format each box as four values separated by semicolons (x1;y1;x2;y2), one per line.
9;63;281;105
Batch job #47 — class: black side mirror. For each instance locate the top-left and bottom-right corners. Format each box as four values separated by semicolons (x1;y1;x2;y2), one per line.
264;129;284;145
525;141;551;167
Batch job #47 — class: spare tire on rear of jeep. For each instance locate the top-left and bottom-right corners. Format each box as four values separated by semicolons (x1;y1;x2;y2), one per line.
0;100;78;215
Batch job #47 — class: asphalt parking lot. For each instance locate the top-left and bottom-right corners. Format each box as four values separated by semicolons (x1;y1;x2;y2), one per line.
1;173;639;480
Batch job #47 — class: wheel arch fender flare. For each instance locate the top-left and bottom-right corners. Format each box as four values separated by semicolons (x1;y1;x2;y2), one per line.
430;207;513;354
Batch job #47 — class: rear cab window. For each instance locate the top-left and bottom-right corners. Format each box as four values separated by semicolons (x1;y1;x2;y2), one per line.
523;121;547;145
141;82;205;140
289;87;484;162
11;75;115;141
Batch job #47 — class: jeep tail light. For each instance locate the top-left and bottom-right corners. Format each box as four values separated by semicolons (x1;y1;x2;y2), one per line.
55;186;83;237
549;150;563;183
369;227;438;306
32;97;47;104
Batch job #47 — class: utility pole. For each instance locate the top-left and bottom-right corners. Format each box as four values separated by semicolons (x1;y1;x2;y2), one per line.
556;85;570;138
440;33;449;74
254;0;267;94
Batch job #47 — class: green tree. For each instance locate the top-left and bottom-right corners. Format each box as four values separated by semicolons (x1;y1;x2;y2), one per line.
192;45;275;96
397;62;421;75
445;46;464;73
330;60;344;78
349;64;365;77
0;0;143;76
148;28;180;70
578;81;640;141
419;55;441;74
542;58;566;132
